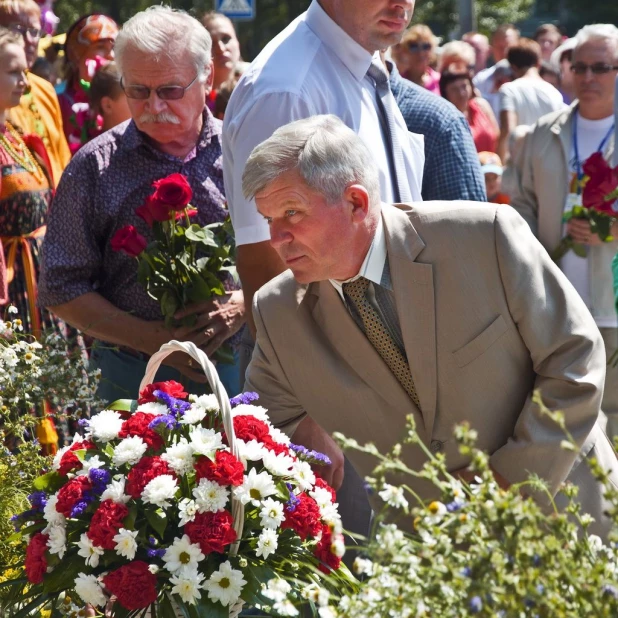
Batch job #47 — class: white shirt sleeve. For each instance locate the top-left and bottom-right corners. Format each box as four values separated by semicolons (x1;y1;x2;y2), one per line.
499;82;516;113
222;92;314;246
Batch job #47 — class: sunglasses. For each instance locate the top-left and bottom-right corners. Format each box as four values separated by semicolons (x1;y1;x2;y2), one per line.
407;42;432;52
570;63;618;75
9;24;43;40
120;75;199;101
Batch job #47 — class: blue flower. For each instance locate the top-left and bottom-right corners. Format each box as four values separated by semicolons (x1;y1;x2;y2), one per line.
70;499;91;518
153;390;191;414
446;500;464;512
77;418;90;428
28;491;47;512
289;443;331;466
149;414;178;431
469;596;483;613
461;567;472;577
285;483;300;512
230;392;260;407
603;585;618;599
532;554;542;567
147;548;166;559
89;468;111;494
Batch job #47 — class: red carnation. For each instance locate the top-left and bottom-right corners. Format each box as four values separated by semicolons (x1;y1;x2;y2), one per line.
195;450;244;486
136;194;173;227
119;412;163;451
184;510;237;555
262;438;292;456
55;476;93;517
103;561;158;610
314;476;337;503
110;225;147;257
25;533;49;584
138;380;188;404
57;440;97;476
126;456;175;499
152;173;193;212
314;523;342;573
230;416;272;444
87;500;129;549
282;492;322;540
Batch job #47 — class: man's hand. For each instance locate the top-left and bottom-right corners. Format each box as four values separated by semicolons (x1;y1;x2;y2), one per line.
566;219;615;246
291;416;345;490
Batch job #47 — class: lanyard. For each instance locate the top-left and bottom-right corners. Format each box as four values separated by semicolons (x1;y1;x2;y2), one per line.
573;110;615;191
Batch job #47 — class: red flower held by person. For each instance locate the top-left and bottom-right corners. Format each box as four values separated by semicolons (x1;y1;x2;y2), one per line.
282;493;322;540
55;476;93;517
126;456;175;499
119;412;164;451
231;416;272;444
314;523;342;573
138;380;188;404
152;173;193;211
25;533;49;584
103;561;158;610
184;510;237;555
87;499;129;549
582;152;618;215
195;450;244;486
57;440;96;476
136;194;173;227
110;225;147;257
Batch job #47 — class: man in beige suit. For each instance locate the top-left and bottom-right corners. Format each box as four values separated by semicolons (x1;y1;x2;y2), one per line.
242;114;618;538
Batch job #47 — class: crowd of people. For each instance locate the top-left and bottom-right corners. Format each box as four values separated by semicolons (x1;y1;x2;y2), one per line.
1;0;618;543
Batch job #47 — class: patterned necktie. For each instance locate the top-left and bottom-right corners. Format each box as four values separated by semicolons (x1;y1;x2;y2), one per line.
343;277;421;408
366;60;412;203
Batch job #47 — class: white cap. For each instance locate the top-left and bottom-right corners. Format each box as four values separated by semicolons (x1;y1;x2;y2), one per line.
550;38;577;70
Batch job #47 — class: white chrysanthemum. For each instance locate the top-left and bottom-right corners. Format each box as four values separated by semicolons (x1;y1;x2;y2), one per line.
43;494;65;526
74;573;107;607
203;560;246;607
319;503;341;527
135;401;168;416
263;578;292;602
76;533;104;567
112;436;148;466
268;426;291;445
180;405;207;425
100;477;130;504
273;600;299;616
170;568;205;605
353;557;374;576
162;438;195;476
292;461;315;492
87;410;123;442
379;484;408;509
178;498;199;526
163;535;205;575
236;439;265;463
234;468;277;506
46;524;67;559
142;475;178;509
262;450;295;477
310;487;334;510
256;528;278;559
188;393;219;413
76;455;105;477
192;478;229;513
232;404;270;422
301;583;329;606
259;497;285;529
113;528;138;560
51;445;70;472
189;427;223;456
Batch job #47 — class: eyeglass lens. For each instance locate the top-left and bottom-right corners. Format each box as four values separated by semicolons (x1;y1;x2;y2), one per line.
409;42;432;52
121;75;198;101
571;63;618;75
10;24;42;38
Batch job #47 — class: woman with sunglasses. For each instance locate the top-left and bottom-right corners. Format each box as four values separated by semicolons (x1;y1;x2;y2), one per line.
392;24;440;95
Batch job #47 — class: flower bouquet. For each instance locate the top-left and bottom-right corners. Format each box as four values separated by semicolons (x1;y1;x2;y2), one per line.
553;152;618;260
1;341;356;617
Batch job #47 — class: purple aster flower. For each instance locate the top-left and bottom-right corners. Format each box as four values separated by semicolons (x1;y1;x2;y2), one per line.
70;499;91;518
149;414;178;431
77;418;90;428
603;585;618;600
89;468;112;494
461;567;472;577
230;392;260;407
28;491;47;511
148;536;158;546
285;483;300;512
289;443;309;457
446;500;464;513
469;596;483;613
290;443;331;466
147;548;166;559
153;390;191;414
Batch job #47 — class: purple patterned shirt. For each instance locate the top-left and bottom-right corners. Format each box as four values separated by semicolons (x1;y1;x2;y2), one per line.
39;109;237;324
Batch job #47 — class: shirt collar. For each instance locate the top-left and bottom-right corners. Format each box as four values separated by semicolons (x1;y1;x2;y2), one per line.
330;205;387;300
305;0;377;82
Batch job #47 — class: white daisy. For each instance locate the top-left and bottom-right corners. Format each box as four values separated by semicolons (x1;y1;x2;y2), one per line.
135;401;168;416
192;478;229;513
255;528;278;559
292;461;315;492
162;438;195;476
203;560;246;607
112;436;148;467
163;535;205;575
74;573;107;607
170;568;205;605
46;524;67;559
178;498;199;526
268;426;291;445
100;477;130;504
189;427;224;456
259;497;285;529
142;475;178;509
87;410;123;442
76;533;105;567
113;528;138;560
234;468;277;507
43;494;65;526
236;439;266;463
262;450;295;477
378;484;408;510
232;404;270;422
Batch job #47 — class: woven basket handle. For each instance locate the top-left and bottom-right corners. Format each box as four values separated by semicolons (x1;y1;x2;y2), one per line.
139;340;245;550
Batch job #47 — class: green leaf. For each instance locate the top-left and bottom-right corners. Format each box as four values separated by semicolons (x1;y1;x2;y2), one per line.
193;596;228;618
573;243;587;258
10;593;50;618
42;558;84;594
159;594;179;618
185;225;218;248
108;398;138;413
161;290;180;319
186;276;213;304
145;508;167;539
33;471;64;493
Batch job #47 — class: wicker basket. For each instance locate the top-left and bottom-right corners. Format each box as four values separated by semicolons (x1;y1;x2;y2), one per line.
140;340;245;618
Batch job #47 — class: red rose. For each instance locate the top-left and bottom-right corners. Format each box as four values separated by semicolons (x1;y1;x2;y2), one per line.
25;533;49;584
195;450;244;486
152;173;193;211
87;500;129;549
184;510;237;555
56;476;93;517
110;225;147;257
57;440;97;476
103;561;158;610
136;194;174;227
138;380;188;404
119;412;163;451
175;207;198;221
582;152;618;214
314;476;337;503
126;456;175;499
282;493;322;540
314;523;342;573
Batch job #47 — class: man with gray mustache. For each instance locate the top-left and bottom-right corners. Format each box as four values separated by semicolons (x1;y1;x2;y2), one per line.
39;6;246;402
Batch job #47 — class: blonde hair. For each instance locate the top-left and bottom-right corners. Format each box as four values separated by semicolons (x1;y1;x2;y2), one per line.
402;24;437;48
0;0;40;21
440;41;476;71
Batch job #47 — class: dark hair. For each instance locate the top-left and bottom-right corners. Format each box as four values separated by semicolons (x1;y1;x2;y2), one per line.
507;38;541;70
89;62;122;114
534;23;562;43
493;24;520;40
214;77;237;119
439;66;473;100
30;57;52;82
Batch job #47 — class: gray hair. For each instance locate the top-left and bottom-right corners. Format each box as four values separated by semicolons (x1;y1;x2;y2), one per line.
242;115;381;207
115;6;212;81
573;24;618;59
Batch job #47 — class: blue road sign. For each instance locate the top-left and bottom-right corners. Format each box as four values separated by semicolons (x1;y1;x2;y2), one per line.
216;0;255;20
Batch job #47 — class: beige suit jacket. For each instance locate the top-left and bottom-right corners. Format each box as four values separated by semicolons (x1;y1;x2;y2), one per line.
246;202;617;535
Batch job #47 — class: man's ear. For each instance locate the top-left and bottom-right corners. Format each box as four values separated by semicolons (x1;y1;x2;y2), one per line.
344;184;371;222
204;60;215;96
100;95;114;115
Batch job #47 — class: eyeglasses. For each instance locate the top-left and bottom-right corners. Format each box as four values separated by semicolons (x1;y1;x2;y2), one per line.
407;42;432;52
570;63;618;75
9;24;43;40
120;75;199;100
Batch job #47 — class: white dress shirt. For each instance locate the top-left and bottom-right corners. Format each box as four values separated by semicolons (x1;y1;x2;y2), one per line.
222;0;425;246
